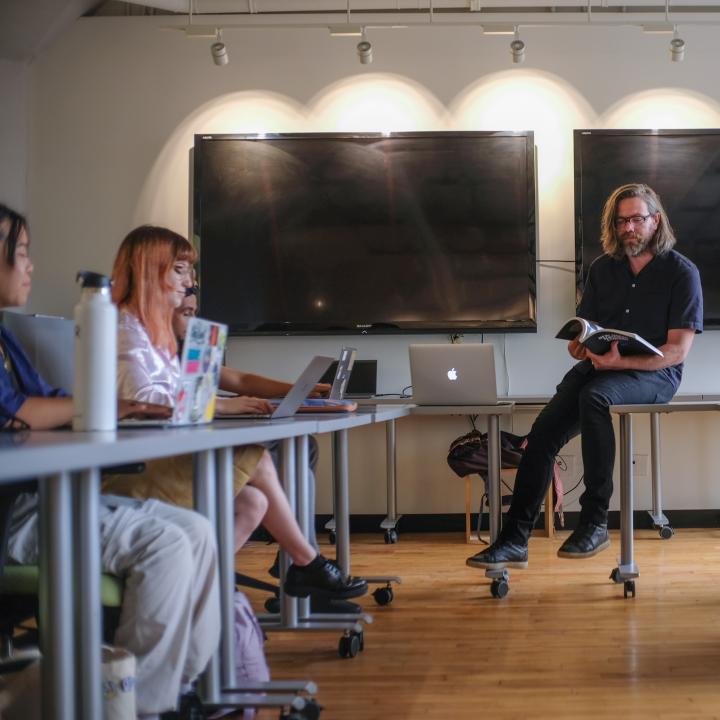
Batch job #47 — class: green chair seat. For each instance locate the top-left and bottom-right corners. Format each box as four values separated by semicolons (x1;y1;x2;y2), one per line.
1;565;123;607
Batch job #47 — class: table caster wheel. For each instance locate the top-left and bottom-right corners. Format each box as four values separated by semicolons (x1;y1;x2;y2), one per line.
372;585;394;606
623;580;636;599
384;529;398;544
490;578;509;598
338;631;361;658
264;596;280;614
659;525;674;540
328;531;336;545
282;702;322;720
609;568;622;584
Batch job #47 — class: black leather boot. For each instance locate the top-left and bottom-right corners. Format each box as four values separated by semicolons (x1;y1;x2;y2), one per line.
284;554;368;599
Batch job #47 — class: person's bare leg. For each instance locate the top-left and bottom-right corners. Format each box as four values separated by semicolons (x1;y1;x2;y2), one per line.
247;451;316;566
232;485;268;552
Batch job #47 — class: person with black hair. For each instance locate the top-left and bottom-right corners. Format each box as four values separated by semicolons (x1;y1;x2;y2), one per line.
0;204;221;719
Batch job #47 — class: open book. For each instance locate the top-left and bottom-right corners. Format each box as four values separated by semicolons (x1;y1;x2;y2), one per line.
556;317;663;357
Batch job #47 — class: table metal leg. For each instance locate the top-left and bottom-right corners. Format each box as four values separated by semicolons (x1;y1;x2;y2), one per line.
648;412;671;535
280;438;298;628
486;415;501;543
193;450;222;703
484;415;508;592
216;447;236;691
76;468;103;720
611;413;639;596
333;430;351;579
39;472;76;720
380;420;402;542
295;435;310;620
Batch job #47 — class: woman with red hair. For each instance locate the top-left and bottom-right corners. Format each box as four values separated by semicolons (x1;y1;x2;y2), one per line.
104;225;366;601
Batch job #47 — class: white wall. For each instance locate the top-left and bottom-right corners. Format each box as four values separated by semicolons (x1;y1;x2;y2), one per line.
23;17;720;514
0;59;28;212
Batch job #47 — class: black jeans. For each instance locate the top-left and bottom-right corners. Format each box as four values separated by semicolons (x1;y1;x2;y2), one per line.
505;361;677;540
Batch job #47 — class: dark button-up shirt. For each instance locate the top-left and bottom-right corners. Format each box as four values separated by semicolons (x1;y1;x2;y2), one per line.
576;249;703;385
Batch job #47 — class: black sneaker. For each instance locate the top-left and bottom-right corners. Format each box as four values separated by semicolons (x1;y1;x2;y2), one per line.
284;554;368;600
268;550;280;579
466;539;528;570
557;522;609;559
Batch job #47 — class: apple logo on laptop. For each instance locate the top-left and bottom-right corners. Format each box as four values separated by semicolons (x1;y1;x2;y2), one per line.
447;367;458;381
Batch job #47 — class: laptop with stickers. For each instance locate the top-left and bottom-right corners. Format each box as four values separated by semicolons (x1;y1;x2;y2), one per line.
119;317;227;427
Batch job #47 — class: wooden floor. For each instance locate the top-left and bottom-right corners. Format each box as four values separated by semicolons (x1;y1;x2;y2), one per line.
237;529;720;720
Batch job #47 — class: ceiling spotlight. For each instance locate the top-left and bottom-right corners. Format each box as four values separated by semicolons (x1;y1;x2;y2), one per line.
670;28;685;62
211;30;228;66
510;28;525;64
357;32;373;64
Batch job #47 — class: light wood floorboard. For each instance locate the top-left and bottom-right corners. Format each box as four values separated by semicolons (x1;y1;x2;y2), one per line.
236;529;720;720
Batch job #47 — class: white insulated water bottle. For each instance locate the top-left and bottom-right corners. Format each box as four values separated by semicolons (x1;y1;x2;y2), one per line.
73;271;117;431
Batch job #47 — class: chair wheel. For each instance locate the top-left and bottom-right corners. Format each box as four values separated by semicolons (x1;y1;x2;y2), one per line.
609;568;621;584
659;525;674;540
384;529;398;544
328;531;336;545
490;579;509;598
372;586;394;606
338;631;361;658
264;596;280;614
624;580;636;599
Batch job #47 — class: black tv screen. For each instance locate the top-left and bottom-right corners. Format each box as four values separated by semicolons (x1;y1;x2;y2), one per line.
574;129;720;328
194;132;537;335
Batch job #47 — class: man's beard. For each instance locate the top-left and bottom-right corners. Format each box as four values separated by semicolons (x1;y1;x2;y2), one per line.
622;233;651;257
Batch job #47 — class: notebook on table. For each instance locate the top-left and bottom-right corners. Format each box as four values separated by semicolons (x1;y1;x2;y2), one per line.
119;317;227;427
409;343;506;406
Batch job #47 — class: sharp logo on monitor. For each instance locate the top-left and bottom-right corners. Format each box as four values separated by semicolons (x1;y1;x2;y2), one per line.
447;367;458;381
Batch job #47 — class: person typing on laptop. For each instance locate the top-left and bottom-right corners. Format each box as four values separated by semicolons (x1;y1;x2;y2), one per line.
103;225;367;601
467;184;703;571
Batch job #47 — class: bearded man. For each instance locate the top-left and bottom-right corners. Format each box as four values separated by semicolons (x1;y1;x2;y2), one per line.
467;183;703;570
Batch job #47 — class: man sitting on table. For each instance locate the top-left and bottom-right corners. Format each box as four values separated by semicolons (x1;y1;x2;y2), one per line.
467;183;703;570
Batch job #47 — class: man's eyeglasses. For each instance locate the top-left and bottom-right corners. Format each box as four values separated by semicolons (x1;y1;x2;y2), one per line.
185;284;199;297
614;214;652;229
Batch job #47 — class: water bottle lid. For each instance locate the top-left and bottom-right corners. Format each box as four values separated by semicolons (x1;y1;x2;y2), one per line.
76;271;111;289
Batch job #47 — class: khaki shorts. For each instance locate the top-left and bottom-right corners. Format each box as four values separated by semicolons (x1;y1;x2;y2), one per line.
102;444;265;509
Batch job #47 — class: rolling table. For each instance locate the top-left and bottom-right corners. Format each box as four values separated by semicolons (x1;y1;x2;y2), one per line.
609;401;720;598
0;419;326;719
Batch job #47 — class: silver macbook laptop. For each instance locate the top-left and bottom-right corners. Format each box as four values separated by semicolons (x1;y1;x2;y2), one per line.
120;317;227;427
409;343;500;405
329;347;357;401
2;312;74;392
219;355;334;420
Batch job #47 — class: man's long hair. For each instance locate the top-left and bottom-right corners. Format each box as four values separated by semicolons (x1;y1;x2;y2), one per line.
600;183;677;259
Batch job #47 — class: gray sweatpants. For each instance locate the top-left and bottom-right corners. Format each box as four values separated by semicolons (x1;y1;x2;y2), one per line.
8;495;221;715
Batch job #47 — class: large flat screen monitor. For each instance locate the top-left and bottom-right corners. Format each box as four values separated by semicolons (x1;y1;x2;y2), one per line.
574;129;720;328
194;132;537;335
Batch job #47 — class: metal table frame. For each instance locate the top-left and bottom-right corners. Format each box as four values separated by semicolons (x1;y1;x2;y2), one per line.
609;401;720;598
0;418;323;719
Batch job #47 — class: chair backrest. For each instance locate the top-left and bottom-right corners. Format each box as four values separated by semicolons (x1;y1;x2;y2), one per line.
0;481;38;575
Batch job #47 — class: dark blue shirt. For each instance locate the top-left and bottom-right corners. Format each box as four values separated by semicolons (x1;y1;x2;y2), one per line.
0;326;67;427
577;249;703;385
